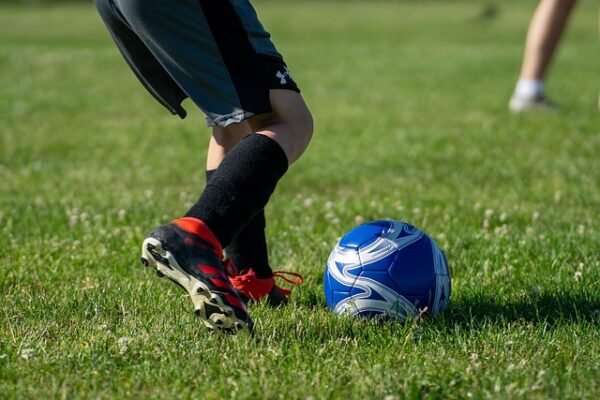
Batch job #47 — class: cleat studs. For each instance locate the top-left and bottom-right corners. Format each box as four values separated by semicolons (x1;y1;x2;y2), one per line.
156;270;164;278
140;257;149;267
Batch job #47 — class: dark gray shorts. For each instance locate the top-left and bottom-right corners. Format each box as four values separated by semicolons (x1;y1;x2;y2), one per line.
95;0;300;127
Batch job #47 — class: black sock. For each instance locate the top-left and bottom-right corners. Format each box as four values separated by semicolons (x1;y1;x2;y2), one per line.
185;134;288;251
205;169;273;278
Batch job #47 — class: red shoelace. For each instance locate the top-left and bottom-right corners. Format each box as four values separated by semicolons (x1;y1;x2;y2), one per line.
225;260;304;300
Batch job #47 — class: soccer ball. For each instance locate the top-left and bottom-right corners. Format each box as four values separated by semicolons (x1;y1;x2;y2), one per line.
324;219;451;320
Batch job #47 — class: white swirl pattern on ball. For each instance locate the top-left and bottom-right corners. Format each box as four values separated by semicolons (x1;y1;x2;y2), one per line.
328;221;422;319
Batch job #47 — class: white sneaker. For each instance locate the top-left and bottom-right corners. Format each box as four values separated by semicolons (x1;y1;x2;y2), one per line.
509;94;556;112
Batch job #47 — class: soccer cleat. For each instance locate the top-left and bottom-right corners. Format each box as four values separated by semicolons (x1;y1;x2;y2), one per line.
140;217;253;333
509;94;556;112
226;262;304;307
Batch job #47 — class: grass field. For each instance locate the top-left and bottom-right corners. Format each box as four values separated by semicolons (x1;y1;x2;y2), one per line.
1;0;599;398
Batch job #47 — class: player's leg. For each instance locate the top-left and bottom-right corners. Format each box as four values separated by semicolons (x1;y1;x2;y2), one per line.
188;89;312;241
509;0;577;111
250;90;313;165
99;0;312;331
205;97;309;306
206;122;272;278
185;88;313;270
207;125;273;281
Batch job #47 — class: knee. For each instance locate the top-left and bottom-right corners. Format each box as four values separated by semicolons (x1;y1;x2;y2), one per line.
275;94;313;146
269;103;314;163
292;105;314;150
250;90;313;163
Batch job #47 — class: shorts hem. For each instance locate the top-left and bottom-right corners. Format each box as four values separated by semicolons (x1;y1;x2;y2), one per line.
206;110;258;128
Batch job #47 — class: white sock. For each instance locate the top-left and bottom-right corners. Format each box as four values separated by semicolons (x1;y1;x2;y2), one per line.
514;79;544;99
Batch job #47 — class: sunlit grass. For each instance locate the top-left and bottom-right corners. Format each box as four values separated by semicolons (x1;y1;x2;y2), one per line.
1;1;599;398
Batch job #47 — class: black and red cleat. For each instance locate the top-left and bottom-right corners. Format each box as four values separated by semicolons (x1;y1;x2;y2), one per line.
140;217;253;333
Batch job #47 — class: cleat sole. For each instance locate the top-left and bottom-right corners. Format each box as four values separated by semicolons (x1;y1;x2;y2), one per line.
140;237;252;333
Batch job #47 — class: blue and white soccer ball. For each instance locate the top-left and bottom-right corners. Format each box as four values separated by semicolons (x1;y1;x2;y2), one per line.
324;219;451;320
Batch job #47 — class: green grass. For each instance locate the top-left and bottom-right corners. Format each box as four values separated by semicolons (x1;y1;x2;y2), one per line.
1;0;599;398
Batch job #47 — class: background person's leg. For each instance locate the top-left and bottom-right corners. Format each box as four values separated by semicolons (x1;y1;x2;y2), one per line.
519;0;577;81
509;0;577;111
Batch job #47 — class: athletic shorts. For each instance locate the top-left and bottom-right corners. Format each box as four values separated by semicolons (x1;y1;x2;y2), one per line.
94;0;300;127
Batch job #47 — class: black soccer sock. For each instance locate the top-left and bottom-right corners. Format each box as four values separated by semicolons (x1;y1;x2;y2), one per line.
205;169;273;278
186;134;288;252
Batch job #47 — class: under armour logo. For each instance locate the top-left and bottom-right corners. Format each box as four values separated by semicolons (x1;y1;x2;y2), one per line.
276;68;290;85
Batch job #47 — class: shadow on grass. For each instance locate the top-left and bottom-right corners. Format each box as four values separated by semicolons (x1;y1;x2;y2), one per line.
282;288;599;343
445;289;600;326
